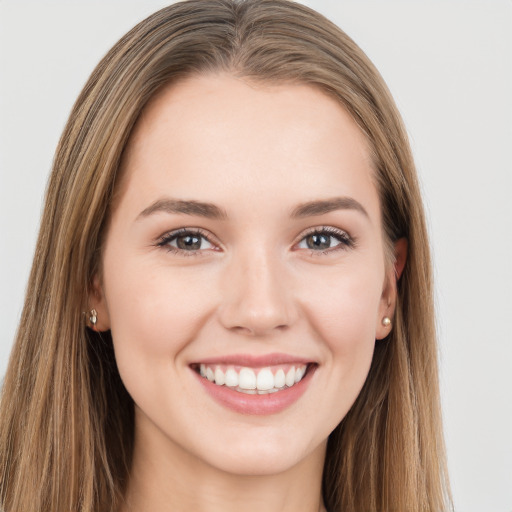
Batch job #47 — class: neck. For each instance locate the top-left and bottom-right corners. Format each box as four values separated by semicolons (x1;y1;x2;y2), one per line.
120;413;327;512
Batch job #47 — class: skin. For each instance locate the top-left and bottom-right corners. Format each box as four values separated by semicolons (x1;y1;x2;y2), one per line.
91;73;405;512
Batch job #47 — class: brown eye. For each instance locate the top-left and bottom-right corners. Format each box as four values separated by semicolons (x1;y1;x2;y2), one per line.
176;233;203;250
158;229;215;253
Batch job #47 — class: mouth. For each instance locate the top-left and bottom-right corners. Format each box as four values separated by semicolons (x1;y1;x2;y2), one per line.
190;356;317;415
191;362;313;395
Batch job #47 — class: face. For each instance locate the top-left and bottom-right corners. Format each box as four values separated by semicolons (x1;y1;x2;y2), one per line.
92;74;397;476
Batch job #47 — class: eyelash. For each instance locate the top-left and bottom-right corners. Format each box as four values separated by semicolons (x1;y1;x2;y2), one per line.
295;226;356;255
155;226;355;256
156;228;217;256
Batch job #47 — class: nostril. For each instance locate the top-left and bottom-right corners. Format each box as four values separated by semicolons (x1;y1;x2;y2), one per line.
230;323;289;337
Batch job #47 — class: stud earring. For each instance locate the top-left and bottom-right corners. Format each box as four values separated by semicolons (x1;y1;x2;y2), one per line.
382;316;391;327
89;309;98;328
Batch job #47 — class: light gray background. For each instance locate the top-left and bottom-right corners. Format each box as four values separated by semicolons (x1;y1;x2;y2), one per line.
1;1;511;511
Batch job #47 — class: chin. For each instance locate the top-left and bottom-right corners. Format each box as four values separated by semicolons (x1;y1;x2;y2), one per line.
188;424;327;477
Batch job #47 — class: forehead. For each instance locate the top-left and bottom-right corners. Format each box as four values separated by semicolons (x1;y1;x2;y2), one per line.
117;73;379;221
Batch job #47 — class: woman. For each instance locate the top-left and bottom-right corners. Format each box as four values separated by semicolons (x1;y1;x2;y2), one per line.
0;1;451;511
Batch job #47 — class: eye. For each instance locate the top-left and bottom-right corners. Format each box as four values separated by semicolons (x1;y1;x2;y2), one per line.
157;228;216;254
296;227;354;253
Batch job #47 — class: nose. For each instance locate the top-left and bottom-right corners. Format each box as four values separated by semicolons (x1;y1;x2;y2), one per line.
218;248;297;337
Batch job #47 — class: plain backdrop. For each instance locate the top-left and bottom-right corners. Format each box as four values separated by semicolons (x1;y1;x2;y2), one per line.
0;1;511;511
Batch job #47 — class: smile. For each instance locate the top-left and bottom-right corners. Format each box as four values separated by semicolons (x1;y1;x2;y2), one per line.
196;363;309;394
190;354;317;415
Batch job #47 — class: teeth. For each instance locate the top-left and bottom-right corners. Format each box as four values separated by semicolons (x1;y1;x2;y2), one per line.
224;368;239;387
256;368;274;391
239;368;257;390
197;363;309;394
285;367;296;387
214;367;225;385
295;365;306;383
239;388;257;394
274;368;285;388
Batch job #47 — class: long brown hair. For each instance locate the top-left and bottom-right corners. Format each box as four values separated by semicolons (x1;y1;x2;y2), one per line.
0;1;451;510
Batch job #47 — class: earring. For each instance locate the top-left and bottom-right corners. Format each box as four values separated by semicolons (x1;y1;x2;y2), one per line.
89;309;98;328
382;316;391;327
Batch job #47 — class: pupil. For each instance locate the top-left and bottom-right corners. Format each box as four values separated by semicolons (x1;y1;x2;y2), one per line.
177;235;201;250
308;234;330;250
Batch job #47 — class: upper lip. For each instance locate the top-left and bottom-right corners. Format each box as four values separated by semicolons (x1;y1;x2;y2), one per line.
191;352;314;367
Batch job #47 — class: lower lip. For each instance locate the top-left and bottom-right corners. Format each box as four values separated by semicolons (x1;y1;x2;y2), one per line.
192;366;316;415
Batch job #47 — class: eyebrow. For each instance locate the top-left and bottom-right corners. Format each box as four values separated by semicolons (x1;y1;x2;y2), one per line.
137;196;368;222
291;197;369;219
137;198;228;221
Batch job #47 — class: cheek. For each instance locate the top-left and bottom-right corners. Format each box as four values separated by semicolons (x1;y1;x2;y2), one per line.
102;252;217;377
302;275;381;424
299;261;383;414
102;257;222;421
304;264;383;348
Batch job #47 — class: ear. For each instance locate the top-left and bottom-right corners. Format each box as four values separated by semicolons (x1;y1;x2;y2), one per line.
375;237;408;340
87;274;111;332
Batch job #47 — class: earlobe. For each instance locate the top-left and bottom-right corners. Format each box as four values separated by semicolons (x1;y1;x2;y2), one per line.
87;275;111;331
376;238;408;340
376;308;394;341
